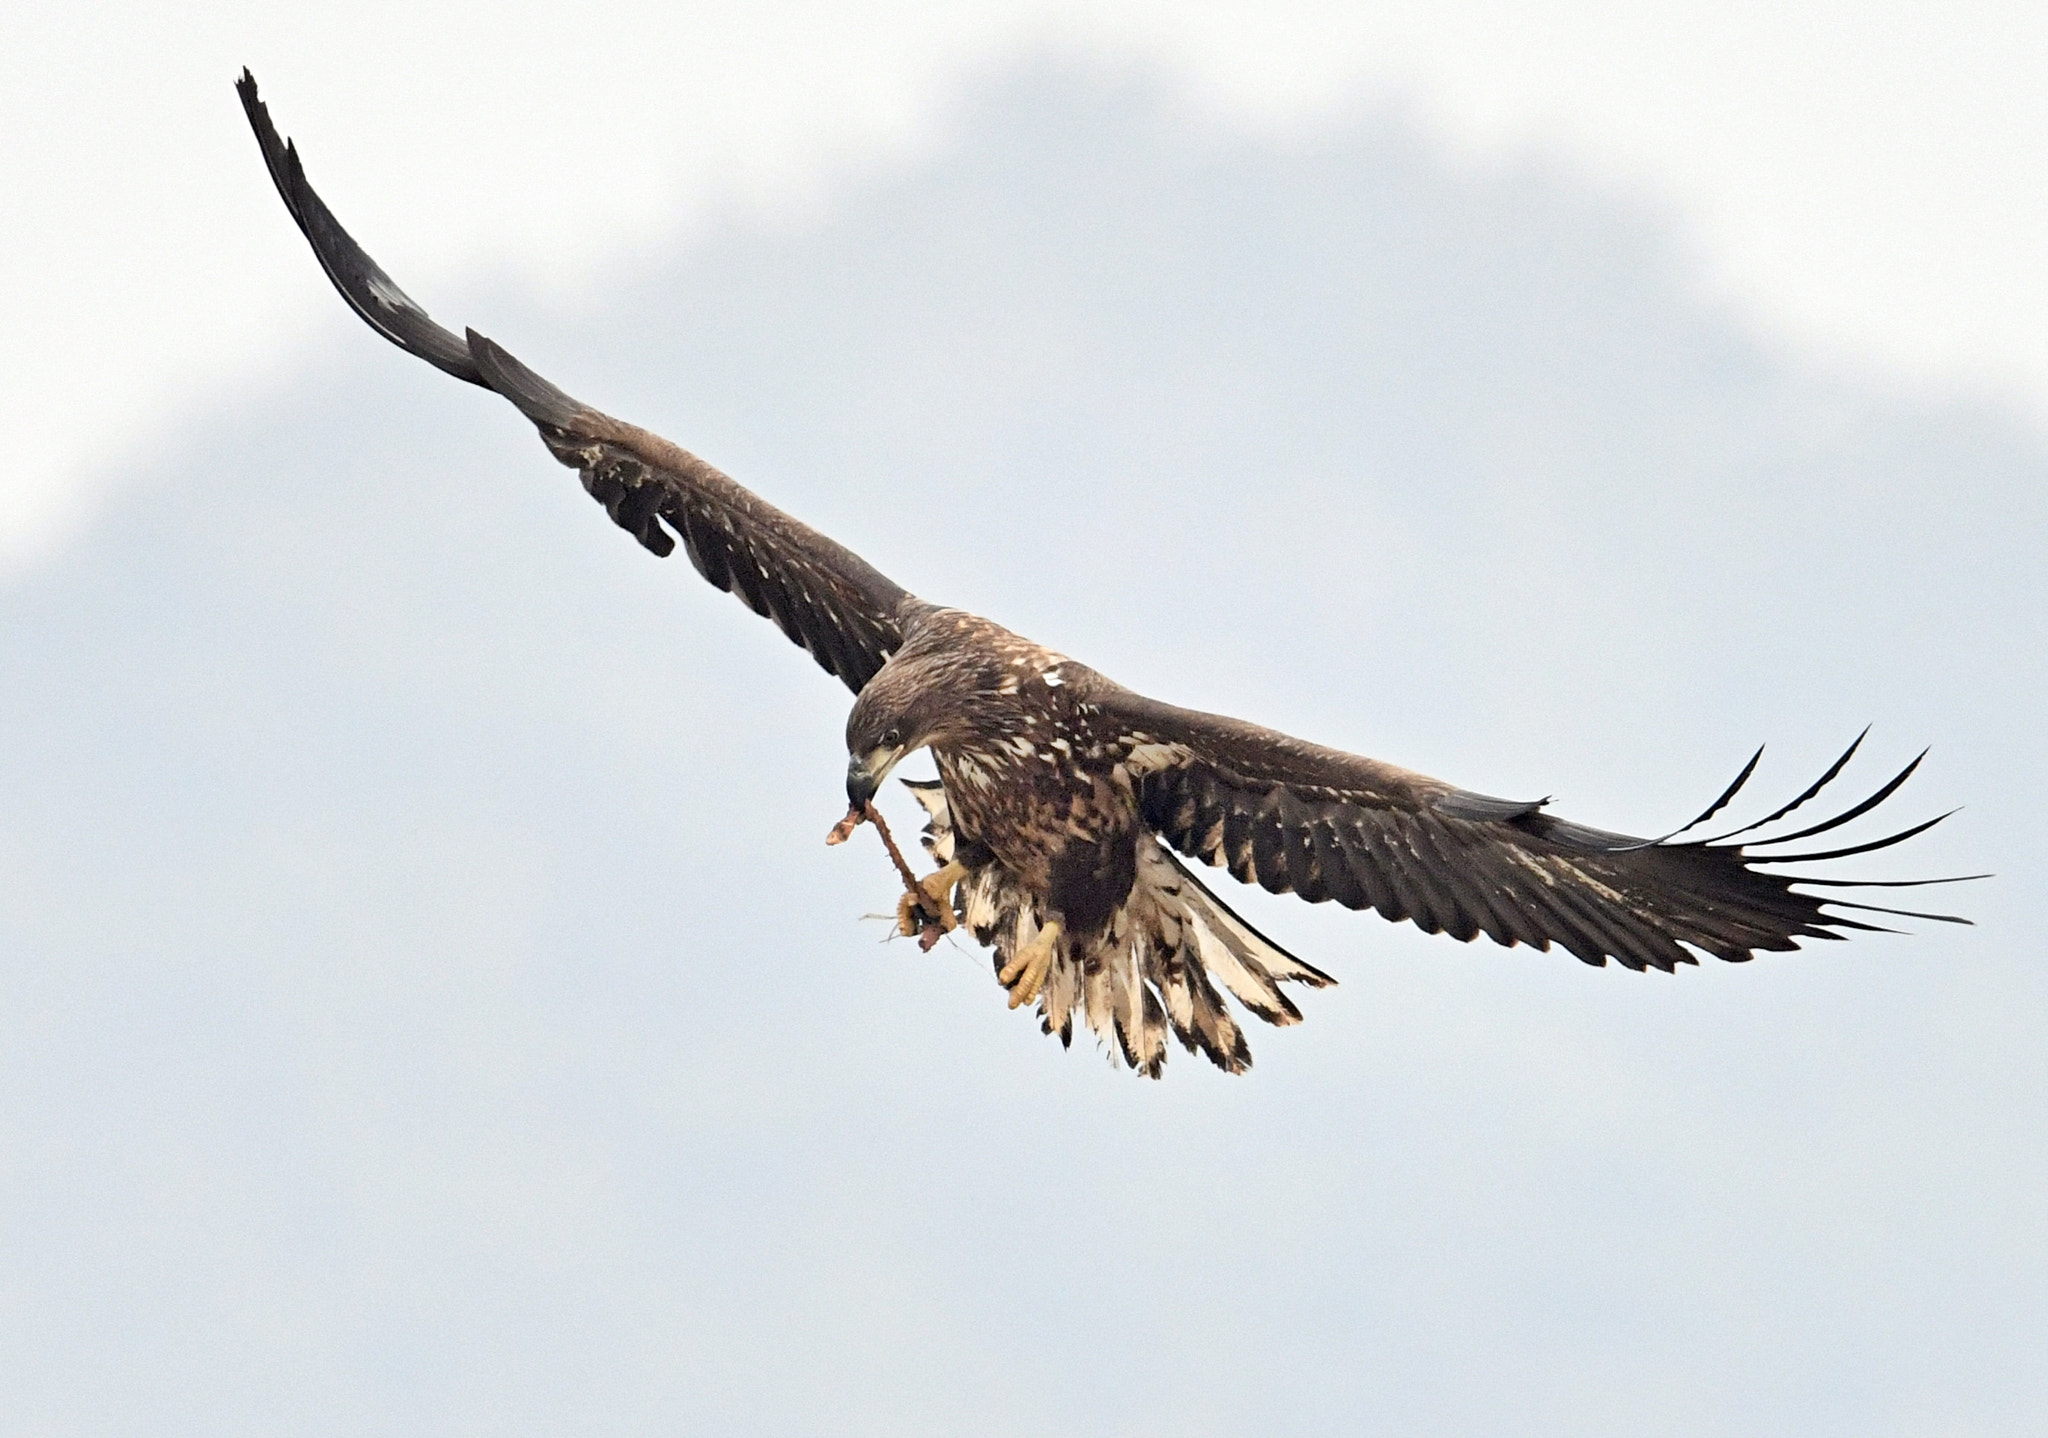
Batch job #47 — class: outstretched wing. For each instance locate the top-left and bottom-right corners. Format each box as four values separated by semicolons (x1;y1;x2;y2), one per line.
237;70;915;694
1105;690;1974;971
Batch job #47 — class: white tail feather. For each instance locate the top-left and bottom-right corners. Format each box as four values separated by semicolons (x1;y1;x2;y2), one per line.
902;777;1332;1077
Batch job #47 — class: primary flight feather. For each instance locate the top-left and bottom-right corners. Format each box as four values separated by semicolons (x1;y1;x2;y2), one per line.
237;71;1972;1077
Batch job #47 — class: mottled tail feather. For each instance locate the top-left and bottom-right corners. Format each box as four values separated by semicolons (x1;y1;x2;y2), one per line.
903;777;1328;1077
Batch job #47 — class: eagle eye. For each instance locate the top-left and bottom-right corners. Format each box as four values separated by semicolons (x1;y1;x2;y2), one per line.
881;726;904;749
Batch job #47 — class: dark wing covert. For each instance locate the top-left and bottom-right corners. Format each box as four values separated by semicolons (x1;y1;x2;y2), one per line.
1106;692;1976;971
237;70;914;694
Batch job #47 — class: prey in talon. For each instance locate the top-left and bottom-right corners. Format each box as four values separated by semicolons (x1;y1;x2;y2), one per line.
828;798;957;950
241;70;1977;1080
897;860;966;947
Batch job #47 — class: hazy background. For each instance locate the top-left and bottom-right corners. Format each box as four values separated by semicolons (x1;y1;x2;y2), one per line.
9;0;2048;564
1;14;2041;1438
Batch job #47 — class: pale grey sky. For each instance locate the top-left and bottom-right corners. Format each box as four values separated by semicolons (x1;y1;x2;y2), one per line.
0;39;2038;1438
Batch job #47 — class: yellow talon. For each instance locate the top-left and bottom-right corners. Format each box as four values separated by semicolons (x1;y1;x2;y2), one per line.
922;861;967;920
895;890;923;937
897;861;967;937
998;920;1062;1009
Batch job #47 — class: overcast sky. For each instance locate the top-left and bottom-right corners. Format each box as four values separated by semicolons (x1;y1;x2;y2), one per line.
6;1;2048;564
1;9;2041;1436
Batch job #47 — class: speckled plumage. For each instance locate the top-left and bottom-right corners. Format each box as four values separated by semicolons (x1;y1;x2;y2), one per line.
242;72;1975;1078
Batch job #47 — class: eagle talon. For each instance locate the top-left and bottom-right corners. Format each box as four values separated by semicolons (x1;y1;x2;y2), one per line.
894;889;924;938
894;889;943;939
920;861;967;928
895;860;967;939
998;919;1062;1009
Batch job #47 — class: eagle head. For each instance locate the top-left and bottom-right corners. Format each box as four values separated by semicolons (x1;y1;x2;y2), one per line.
843;664;924;809
843;645;983;808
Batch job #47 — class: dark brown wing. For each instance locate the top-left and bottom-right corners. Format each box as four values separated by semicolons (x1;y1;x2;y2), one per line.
1104;690;1975;971
237;70;915;694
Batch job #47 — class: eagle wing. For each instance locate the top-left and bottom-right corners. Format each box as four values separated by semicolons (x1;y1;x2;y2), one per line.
238;71;914;694
1103;689;1971;971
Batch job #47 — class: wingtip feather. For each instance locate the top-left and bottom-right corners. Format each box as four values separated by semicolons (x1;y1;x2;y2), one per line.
466;329;590;430
238;72;489;387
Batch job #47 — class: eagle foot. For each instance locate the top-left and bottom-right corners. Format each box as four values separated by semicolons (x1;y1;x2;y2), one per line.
896;861;967;942
999;919;1062;1009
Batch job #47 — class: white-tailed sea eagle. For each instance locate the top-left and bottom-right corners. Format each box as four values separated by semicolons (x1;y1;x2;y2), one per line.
238;72;1974;1077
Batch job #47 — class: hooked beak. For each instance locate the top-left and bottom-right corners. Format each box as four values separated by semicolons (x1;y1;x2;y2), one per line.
845;745;905;811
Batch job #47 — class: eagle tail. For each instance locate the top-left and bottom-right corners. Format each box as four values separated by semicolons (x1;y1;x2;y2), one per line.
905;779;1333;1078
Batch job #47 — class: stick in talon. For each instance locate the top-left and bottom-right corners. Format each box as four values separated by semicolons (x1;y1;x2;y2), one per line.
825;805;864;846
843;800;954;945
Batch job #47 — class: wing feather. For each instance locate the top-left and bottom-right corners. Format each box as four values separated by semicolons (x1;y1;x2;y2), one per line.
1102;688;1973;968
240;71;916;695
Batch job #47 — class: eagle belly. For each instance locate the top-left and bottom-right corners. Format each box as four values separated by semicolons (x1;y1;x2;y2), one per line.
903;778;1335;1077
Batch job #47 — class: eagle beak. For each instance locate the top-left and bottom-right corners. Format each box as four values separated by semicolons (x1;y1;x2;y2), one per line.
846;745;904;811
846;758;880;811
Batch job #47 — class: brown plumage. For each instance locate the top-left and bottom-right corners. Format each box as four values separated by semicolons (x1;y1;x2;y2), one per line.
239;72;1976;1078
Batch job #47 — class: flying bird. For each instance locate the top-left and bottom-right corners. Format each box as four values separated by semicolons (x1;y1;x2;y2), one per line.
237;71;1972;1077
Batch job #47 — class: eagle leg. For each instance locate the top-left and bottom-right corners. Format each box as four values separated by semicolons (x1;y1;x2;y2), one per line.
999;919;1063;1010
896;861;968;939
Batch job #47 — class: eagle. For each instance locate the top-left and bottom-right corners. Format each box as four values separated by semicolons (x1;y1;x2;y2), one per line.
238;72;1972;1077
